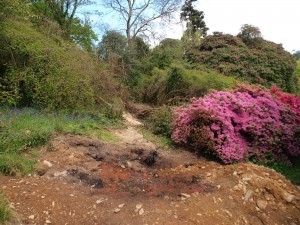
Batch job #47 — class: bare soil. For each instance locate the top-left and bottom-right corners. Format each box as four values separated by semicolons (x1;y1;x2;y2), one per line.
1;113;300;225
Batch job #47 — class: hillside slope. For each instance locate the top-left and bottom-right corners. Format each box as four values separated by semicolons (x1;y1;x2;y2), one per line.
1;114;299;225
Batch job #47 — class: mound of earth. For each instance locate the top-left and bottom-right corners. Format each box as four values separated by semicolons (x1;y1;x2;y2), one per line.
0;113;299;225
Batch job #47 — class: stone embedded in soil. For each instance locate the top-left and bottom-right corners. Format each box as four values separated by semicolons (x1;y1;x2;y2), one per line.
53;170;67;177
136;204;143;210
233;185;240;191
45;219;51;224
28;215;35;220
206;172;212;177
114;208;121;213
96;199;105;204
126;161;132;168
139;208;145;215
257;199;268;210
118;203;125;208
244;190;254;202
180;193;191;198
43;160;53;168
282;192;295;203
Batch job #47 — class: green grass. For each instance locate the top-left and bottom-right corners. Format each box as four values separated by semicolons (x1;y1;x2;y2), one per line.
140;128;172;149
263;158;300;185
0;107;121;175
0;195;10;224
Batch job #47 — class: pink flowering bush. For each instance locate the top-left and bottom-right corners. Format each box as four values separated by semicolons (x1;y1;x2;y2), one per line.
270;85;300;124
172;85;300;164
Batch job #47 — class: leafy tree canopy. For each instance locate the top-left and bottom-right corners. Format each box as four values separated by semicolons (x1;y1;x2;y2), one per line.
293;50;300;60
188;31;298;93
180;0;208;37
30;0;97;52
237;24;263;47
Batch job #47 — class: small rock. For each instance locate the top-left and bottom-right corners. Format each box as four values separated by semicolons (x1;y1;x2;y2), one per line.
120;165;126;169
118;203;125;208
282;192;295;203
28;215;35;220
200;166;205;169
257;199;268;210
139;208;145;215
180;193;191;198
96;199;104;204
233;171;238;176
114;208;121;213
43;160;53;168
45;220;51;224
206;172;212;177
238;184;244;189
233;185;240;191
126;161;132;168
244;190;254;202
213;197;217;204
136;204;143;210
54;171;67;177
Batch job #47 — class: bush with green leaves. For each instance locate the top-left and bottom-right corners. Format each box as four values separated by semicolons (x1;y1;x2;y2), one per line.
146;106;173;137
188;32;298;93
138;63;237;105
0;19;121;110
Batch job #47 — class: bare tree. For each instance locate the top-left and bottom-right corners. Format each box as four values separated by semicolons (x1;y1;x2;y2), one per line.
43;0;94;33
104;0;182;45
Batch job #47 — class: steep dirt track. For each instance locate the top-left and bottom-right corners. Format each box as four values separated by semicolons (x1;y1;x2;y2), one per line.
1;113;300;225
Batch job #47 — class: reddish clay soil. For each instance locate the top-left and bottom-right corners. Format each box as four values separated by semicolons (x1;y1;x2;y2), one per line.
1;113;300;225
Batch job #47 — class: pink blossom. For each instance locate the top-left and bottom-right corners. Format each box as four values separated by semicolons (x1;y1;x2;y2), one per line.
172;85;300;164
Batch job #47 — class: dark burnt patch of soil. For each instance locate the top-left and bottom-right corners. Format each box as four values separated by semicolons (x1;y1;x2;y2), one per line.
68;169;104;188
37;134;212;198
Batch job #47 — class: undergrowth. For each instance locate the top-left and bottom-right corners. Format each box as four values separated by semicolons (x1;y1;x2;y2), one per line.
140;128;172;149
0;194;10;224
263;158;300;185
0;107;121;175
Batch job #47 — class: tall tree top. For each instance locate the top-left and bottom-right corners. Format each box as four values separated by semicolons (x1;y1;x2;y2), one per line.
180;0;208;37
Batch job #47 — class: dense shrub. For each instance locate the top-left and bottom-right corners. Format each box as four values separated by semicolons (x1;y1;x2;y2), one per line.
172;85;300;164
0;20;121;110
188;32;298;93
138;64;237;105
271;86;300;123
146;106;173;137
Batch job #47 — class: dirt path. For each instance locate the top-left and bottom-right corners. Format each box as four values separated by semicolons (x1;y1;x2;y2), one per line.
1;113;300;225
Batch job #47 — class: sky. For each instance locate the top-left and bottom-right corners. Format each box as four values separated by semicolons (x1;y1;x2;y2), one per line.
166;0;300;52
84;0;300;52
